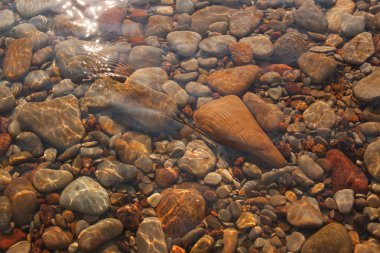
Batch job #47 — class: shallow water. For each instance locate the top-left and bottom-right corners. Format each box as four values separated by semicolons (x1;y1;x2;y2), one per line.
0;0;380;252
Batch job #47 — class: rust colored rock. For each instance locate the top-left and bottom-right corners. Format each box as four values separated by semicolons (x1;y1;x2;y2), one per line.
98;6;126;35
194;95;286;168
3;38;33;81
116;203;143;231
0;228;27;251
229;42;253;65
155;168;178;187
208;65;260;95
325;149;368;194
0;133;11;156
156;188;205;237
261;64;293;76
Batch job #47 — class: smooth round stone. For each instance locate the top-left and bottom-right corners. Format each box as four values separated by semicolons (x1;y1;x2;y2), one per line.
240;35;273;60
190;235;214;253
287;197;323;228
59;176;110;215
354;71;380;103
0;10;14;32
272;32;308;66
216;185;231;198
5;241;31;253
0;170;12;191
52;79;75;97
340;13;365;38
298;155;324;180
95;159;138;187
144;15;173;38
24;70;51;91
78;218;123;252
32;46;53;66
242;162;262;179
269;195;287;207
334;189;354;214
177;140;216;179
3;38;33;81
0;83;15;113
4;177;37;226
136;217;168;253
199;35;237;58
147;193;162;208
185;82;212;97
298;52;337;84
0;196;12;230
268;87;282;100
162;80;189;107
303;101;336;130
33;169;73;193
128;46;162;69
42;226;72;250
364;139;380;181
203;172;222;186
294;4;328;33
236;212;257;230
15;132;44;157
129;67;168;92
176;0;194;13
367;223;380;238
180;58;199;72
286;231;305;252
167;31;201;57
341;32;375;65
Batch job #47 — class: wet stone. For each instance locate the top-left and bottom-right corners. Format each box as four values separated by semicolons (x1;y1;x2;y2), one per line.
144;15;173;38
15;95;85;150
199;35;237;58
286;231;305;253
364;139;380;181
287;197;323;228
229;9;262;38
114;131;152;164
33;169;73;193
16;0;64;18
185;82;212;97
136;217;168;253
0;10;14;32
0;171;12;191
5;241;31;253
156;188;205;237
95;159;139;187
162;81;189;107
240;35;273;60
9;151;33;165
2;38;33;81
0;196;12;231
52;79;75;97
24;70;51;91
340;13;366;38
294;3;328;33
15;132;44;157
298;52;337;84
353;70;380;103
236;212;258;230
272;32;308;66
128;67;168;92
334;189;354;214
341;32;375;65
190;235;214;253
298;155;324;180
0;84;15;113
42;226;72;251
78;218;123;252
303;101;336;130
229;42;253;65
167;31;201;57
59;176;110;215
177;140;216;179
4;177;37;226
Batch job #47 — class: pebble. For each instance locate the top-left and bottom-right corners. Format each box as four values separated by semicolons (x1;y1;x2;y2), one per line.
15;132;44;157
286;231;305;252
33;169;73;193
42;226;72;250
203;172;222;185
341;32;375;65
272;32;308;66
287;197;323;228
185;82;212;97
240;35;273;60
298;52;337;84
5;241;31;253
167;31;201;57
298;155;324;180
0;196;12;231
128;45;162;69
223;228;238;253
294;3;328;33
78;218;123;252
59;176;110;215
354;70;380;103
303;101;336;130
340;13;366;38
190;235;214;253
147;193;162;208
0;84;15;113
199;35;237;58
236;212;257;230
162;80;189;107
334;189;354;214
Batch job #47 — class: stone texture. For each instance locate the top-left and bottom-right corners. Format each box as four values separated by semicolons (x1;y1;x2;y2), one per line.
364;139;380;181
240;35;273;60
341;32;375;65
208;65;259;95
114;131;152;164
167;31;202;57
303;101;336;130
243;92;284;134
229;42;253;65
144;15;173;38
42;226;72;250
194;95;286;168
199;35;237;58
83;78;181;134
78;218;123;252
15;132;44;157
325;149;368;194
229;9;262;38
95;159;139;187
334;189;354;214
190;5;235;35
15;95;85;150
2;38;33;81
298;155;324;180
287;197;323;228
0;10;14;32
16;0;64;18
294;3;328;33
177;140;216;178
0;196;12;231
32;169;73;193
128;67;168;92
301;223;352;253
326;0;356;33
5;241;31;253
190;235;214;253
353;70;380;103
0;84;15;113
136;217;168;253
59;176;110;215
272;32;308;66
4;177;37;226
54;39;119;82
298;52;337;83
156;188;205;237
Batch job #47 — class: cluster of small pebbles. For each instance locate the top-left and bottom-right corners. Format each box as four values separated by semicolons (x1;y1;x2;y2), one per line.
0;0;380;252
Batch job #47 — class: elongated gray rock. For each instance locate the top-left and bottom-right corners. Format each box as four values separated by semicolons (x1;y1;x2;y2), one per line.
59;176;110;215
136;217;168;253
15;95;85;150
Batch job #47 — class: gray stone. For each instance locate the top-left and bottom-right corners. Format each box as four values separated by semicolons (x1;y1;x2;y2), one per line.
191;5;235;35
294;4;328;33
353;70;380;103
53;79;75;97
95;159;139;187
199;35;237;58
204;172;222;185
229;9;262;38
0;10;14;32
176;0;194;13
136;217;168;253
162;80;189;107
15;132;44;157
59;176;110;215
128;67;168;92
24;70;51;91
177;140;216;178
185;82;212;97
33;169;73;193
298;155;324;180
167;31;201;57
240;35;273;60
128;46;162;69
16;0;64;18
144;15;173;38
340;13;365;38
272;32;308;66
334;189;354;214
78;218;123;252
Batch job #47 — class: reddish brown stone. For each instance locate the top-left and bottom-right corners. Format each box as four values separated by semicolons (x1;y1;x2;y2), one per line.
3;38;33;81
261;64;293;76
0;133;11;156
325;149;368;194
155;168;178;187
116;203;143;231
229;42;253;65
129;8;148;23
40;204;55;227
285;83;302;95
0;228;27;251
156;188;205;237
98;6;126;35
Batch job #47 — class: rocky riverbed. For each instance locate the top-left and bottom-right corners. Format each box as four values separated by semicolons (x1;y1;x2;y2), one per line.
0;0;380;252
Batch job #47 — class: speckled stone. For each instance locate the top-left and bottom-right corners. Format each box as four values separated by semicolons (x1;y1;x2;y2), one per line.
303;101;336;130
287;197;323;228
341;32;375;65
33;169;73;193
136;217;168;253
